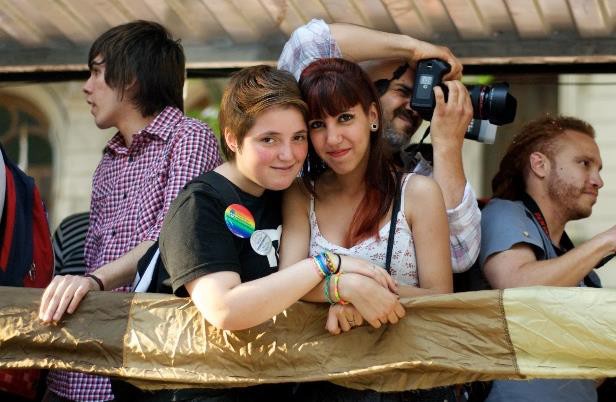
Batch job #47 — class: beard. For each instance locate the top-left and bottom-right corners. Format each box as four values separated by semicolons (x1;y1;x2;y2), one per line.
383;127;408;151
547;170;593;221
383;106;423;149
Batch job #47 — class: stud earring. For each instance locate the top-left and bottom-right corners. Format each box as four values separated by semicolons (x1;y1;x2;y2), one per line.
370;122;378;132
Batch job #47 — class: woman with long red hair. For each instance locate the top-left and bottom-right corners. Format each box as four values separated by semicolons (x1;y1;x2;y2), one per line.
280;59;453;399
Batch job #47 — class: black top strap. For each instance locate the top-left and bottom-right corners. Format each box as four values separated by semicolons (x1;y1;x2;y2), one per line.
385;173;403;273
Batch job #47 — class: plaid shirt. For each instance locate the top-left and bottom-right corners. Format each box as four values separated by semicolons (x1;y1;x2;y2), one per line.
279;20;481;273
47;106;222;401
278;18;341;80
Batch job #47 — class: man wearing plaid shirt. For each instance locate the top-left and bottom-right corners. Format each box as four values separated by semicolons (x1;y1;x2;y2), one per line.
39;21;222;401
279;19;481;274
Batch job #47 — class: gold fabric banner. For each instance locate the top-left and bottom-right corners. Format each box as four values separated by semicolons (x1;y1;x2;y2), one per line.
0;286;615;391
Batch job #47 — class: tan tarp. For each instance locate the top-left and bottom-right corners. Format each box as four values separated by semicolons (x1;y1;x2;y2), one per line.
0;286;615;391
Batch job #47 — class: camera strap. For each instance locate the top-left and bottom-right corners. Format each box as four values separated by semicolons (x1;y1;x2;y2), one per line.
418;125;431;145
521;193;574;255
402;126;432;171
521;193;609;286
373;63;410;96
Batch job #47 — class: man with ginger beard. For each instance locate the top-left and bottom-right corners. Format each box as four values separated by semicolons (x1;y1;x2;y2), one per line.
480;115;616;402
278;20;480;274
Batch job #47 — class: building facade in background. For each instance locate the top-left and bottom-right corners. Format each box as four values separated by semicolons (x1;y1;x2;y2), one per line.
1;74;614;285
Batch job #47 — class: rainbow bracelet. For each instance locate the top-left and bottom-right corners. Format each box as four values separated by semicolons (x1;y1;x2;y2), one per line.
312;254;329;278
333;273;348;305
324;275;335;304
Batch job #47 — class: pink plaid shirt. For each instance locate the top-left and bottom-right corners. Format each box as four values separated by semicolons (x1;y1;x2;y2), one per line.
47;106;222;401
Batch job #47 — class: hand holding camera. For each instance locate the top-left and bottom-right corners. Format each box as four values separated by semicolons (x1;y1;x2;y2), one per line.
411;59;518;143
430;80;473;150
408;41;463;81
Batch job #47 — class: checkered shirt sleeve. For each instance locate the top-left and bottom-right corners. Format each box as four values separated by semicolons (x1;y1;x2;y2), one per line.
447;182;482;273
278;19;342;80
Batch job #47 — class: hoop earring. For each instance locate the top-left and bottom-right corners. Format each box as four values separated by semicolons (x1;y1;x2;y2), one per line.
370;122;378;132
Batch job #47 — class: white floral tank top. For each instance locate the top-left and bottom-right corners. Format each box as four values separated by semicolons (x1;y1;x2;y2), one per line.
309;174;418;286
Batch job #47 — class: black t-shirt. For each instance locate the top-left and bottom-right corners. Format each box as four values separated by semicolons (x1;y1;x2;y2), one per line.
159;171;282;297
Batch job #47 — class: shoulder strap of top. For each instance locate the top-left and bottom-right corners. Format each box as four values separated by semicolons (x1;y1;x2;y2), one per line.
385;173;403;273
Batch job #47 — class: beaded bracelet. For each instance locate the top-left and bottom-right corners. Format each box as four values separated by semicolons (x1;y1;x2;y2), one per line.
321;251;336;274
333;273;348;305
326;251;343;274
328;251;343;274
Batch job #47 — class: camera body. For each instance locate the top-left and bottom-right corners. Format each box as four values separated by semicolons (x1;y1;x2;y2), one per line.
411;59;452;120
411;59;518;142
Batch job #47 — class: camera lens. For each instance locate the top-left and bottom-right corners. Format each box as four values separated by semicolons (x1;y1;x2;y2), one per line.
468;83;517;125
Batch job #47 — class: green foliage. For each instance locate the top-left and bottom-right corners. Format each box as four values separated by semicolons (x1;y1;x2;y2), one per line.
187;107;220;141
462;75;495;85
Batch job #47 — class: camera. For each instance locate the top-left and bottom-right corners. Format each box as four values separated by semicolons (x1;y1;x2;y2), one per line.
411;59;518;142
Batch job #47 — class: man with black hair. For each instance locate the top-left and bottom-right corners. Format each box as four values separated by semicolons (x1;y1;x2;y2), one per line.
39;20;221;401
278;20;480;273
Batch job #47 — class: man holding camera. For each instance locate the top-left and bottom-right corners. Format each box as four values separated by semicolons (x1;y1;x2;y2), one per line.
480;115;615;402
278;20;480;273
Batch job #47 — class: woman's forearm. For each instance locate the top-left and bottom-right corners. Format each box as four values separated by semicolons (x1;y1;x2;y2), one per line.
188;258;324;330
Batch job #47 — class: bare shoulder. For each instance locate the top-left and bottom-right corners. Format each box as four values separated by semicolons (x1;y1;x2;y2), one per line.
405;174;441;198
404;174;444;216
283;178;311;210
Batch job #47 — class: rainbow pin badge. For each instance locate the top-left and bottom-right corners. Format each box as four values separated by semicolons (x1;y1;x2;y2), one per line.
224;204;255;238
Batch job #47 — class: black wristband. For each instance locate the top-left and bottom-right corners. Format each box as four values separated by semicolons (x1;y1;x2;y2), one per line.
335;253;342;274
85;273;104;291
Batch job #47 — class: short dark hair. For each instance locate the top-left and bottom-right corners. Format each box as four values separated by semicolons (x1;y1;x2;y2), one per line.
88;20;185;117
218;65;307;160
492;114;595;200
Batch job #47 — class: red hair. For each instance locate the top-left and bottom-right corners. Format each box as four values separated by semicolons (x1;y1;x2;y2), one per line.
299;58;396;245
